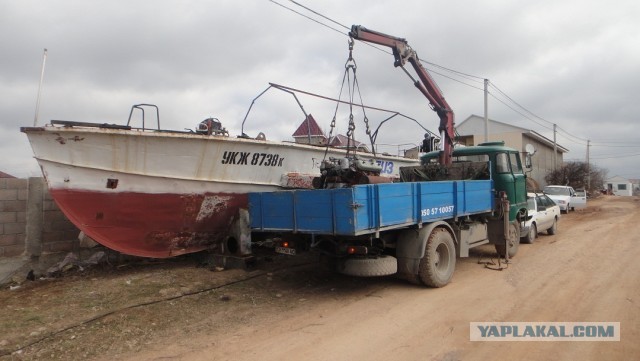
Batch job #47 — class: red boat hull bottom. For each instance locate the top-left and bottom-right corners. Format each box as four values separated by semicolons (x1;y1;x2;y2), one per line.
50;189;249;258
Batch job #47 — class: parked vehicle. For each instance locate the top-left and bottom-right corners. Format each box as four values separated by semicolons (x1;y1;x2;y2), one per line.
521;193;561;243
249;25;529;288
543;185;586;213
573;189;588;210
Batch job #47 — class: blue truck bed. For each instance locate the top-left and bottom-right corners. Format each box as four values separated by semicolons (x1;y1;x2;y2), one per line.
249;180;494;236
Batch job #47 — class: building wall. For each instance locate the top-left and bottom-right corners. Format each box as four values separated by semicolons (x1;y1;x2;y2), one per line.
293;135;326;145
523;134;564;188
606;177;633;196
0;177;80;258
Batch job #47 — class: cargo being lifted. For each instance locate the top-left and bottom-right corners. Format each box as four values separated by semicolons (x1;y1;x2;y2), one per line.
248;25;530;288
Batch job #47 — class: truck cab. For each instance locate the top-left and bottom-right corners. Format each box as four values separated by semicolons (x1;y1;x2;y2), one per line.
420;141;528;223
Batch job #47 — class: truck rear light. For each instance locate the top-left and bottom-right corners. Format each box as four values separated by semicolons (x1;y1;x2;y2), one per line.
347;246;368;255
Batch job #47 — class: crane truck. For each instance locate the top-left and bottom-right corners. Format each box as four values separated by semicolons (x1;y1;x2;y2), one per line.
248;26;529;287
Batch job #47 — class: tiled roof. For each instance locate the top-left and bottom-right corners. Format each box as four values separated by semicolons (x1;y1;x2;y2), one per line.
0;171;16;178
292;114;325;137
329;134;362;147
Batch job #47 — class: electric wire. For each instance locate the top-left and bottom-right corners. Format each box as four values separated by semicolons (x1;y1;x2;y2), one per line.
268;0;346;36
270;0;636;152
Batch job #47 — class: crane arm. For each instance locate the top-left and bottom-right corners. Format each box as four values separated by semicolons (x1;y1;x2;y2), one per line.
349;25;455;165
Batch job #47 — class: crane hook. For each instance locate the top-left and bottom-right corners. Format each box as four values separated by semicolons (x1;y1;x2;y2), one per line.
345;38;357;70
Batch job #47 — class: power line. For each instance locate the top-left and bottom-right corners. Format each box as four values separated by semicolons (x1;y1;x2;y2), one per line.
591;153;640;160
286;0;349;30
269;0;634;153
268;0;346;36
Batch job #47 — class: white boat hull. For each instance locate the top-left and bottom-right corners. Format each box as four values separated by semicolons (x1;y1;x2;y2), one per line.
22;123;418;258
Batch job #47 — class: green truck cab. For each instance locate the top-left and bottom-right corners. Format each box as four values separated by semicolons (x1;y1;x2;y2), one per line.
421;141;528;223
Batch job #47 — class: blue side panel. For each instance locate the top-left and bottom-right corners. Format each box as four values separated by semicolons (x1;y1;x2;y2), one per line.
296;189;339;233
249;192;295;231
248;180;494;236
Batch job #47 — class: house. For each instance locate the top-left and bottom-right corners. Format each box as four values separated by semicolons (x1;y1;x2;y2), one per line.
292;114;369;152
292;114;327;146
456;115;568;188
605;176;633;196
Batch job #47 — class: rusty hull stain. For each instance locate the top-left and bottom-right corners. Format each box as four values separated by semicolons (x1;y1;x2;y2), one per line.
280;172;315;189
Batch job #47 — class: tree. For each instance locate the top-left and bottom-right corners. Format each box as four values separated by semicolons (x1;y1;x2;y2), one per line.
544;161;607;194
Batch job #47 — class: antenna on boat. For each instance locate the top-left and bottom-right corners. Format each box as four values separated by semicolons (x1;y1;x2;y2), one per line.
33;48;48;126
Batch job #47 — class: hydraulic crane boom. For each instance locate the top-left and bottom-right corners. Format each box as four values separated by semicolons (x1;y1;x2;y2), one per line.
349;25;455;165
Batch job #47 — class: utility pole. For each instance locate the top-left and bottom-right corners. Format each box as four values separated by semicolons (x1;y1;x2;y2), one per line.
484;79;489;142
587;139;591;191
553;123;557;169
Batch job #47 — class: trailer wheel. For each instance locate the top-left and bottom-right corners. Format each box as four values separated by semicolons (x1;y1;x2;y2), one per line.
495;222;520;258
339;255;397;277
418;228;456;288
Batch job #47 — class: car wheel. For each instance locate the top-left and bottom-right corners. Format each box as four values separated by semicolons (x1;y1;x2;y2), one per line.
547;217;558;235
522;223;536;244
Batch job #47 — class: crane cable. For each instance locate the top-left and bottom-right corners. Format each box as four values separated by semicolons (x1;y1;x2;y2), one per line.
323;39;378;162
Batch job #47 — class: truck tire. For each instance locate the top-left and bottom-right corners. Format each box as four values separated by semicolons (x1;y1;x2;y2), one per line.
495;222;520;258
418;228;456;288
522;223;536;244
339;255;397;277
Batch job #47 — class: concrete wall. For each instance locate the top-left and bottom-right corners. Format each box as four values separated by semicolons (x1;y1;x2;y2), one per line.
0;177;79;258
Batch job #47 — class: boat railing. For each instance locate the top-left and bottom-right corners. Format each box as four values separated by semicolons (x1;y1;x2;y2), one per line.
127;104;160;131
50;120;132;130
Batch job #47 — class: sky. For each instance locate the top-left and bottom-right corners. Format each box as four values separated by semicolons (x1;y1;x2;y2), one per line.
2;0;639;181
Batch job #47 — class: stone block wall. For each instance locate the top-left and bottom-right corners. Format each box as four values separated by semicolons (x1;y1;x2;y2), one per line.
0;178;27;257
0;178;80;258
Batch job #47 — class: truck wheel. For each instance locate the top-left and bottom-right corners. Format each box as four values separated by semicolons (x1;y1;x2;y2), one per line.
418;228;456;288
495;222;520;258
522;223;536;244
339;255;397;277
547;218;558;235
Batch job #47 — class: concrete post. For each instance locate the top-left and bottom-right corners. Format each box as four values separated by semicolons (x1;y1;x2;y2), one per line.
25;177;44;259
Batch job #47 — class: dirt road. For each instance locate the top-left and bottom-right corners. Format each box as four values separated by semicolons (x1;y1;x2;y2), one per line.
1;196;639;360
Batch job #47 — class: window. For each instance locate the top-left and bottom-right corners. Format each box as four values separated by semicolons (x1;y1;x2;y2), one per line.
453;154;489;163
509;153;523;174
535;196;545;209
496;153;510;173
542;195;558;207
618;184;627;190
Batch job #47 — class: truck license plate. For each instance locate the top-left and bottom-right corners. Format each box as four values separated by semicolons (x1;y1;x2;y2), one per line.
275;246;296;255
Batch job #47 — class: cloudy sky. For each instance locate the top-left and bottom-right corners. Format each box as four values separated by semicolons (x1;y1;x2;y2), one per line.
2;0;639;181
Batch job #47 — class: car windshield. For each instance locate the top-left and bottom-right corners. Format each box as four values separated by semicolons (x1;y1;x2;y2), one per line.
544;187;571;195
527;197;536;210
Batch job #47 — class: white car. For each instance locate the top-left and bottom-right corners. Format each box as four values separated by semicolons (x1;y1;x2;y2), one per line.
543;185;586;213
521;192;561;243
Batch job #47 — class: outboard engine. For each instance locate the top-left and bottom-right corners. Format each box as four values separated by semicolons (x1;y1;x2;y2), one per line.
312;156;392;189
196;118;229;136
